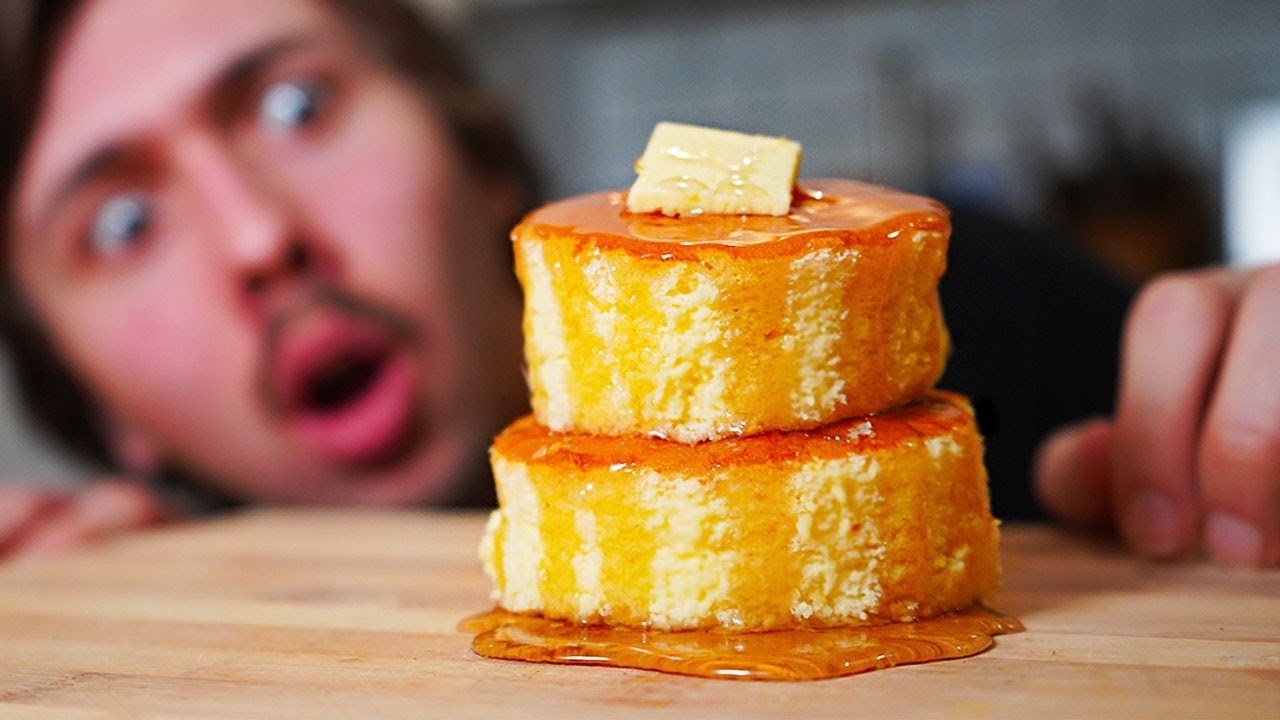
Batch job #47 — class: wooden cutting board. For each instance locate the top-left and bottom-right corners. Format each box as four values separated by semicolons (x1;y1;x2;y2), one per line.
0;508;1276;718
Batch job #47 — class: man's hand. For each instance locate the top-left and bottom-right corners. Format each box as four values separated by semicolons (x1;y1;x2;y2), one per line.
1036;264;1280;566
0;479;176;561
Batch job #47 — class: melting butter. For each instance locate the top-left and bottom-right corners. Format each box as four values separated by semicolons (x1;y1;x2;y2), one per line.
626;122;802;217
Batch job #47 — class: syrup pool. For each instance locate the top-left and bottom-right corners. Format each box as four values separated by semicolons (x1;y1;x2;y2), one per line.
461;606;1022;681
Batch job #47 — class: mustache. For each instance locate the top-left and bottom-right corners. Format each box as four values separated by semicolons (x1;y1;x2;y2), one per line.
257;286;419;413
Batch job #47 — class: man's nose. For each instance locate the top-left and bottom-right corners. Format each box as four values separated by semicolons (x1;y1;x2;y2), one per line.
177;134;331;307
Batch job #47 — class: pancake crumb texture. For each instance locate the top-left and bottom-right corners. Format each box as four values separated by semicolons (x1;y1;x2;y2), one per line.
481;393;1000;632
515;201;949;442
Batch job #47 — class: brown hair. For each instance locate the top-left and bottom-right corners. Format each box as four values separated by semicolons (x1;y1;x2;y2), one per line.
0;0;538;473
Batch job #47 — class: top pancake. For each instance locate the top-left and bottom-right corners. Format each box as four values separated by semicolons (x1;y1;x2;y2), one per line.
513;179;952;442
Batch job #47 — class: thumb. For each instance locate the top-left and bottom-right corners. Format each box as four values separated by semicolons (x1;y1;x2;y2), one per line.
1034;417;1116;528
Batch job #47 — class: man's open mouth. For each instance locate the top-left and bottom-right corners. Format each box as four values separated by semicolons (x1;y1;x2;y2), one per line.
295;344;391;413
267;306;420;466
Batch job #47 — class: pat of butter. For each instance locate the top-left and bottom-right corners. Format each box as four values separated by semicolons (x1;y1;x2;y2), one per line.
626;122;801;217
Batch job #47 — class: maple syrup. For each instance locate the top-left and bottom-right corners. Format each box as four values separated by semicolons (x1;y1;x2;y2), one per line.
461;606;1022;681
520;179;947;258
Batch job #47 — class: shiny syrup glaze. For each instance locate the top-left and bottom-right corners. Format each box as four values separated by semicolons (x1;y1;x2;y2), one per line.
492;391;973;473
514;179;950;261
461;606;1023;681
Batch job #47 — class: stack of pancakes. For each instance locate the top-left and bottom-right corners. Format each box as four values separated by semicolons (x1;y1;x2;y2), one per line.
481;178;1000;632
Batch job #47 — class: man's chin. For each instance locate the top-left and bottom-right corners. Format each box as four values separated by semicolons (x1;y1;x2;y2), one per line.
312;430;483;507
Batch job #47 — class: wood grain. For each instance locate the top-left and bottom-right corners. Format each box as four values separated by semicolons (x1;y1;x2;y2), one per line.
0;509;1276;719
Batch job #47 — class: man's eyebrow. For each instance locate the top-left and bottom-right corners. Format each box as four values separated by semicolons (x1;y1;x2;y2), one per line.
34;142;131;235
32;35;318;232
206;35;319;120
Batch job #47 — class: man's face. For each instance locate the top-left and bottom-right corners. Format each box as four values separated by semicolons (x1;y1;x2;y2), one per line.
9;0;524;504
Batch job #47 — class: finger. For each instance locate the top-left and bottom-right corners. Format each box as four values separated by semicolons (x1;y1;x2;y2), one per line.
12;481;172;557
1034;417;1115;527
1112;270;1238;558
1197;265;1280;566
0;487;69;557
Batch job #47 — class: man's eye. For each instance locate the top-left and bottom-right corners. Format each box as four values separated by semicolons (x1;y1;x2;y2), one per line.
89;193;151;257
260;79;326;131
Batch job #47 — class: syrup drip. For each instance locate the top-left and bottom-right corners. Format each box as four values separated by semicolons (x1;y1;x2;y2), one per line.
461;606;1022;681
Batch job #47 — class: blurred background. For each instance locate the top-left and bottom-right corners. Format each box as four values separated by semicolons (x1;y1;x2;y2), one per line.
3;0;1279;482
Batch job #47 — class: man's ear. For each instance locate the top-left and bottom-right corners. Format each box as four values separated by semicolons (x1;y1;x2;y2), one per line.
104;416;163;476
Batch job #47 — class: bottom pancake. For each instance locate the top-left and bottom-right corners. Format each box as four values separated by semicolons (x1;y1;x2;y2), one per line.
481;392;1000;632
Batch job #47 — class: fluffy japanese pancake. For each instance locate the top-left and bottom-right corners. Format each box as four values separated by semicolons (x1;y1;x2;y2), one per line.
480;392;1000;632
513;179;951;443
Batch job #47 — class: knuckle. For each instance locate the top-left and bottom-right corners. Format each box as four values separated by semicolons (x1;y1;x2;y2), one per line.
1243;264;1280;305
1130;273;1227;337
0;486;54;512
1208;420;1280;460
1200;419;1280;493
87;480;167;523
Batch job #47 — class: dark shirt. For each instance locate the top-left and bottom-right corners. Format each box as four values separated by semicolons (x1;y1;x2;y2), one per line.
939;207;1134;520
